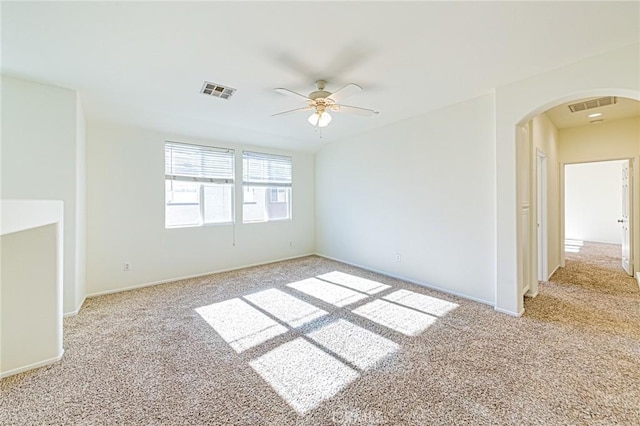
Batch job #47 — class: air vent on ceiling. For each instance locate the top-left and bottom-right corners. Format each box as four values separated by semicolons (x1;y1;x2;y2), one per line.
200;81;236;99
568;96;616;113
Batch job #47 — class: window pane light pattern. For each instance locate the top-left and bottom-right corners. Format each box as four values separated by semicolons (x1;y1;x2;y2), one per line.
243;151;292;223
287;278;368;307
195;299;287;353
353;300;437;336
244;289;327;328
307;319;399;370
196;271;459;415
249;338;358;414
165;142;234;227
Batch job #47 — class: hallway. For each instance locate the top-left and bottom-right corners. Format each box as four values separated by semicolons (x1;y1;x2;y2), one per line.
553;241;637;296
526;240;639;341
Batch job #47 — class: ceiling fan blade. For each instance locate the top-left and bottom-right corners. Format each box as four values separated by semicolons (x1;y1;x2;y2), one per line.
275;88;311;100
332;104;379;117
327;83;362;103
271;106;313;117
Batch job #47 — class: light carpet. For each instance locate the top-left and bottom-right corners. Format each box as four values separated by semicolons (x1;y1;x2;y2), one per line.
1;243;639;425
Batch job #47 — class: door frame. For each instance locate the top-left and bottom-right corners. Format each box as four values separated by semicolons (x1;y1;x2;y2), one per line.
560;157;635;275
536;150;548;282
622;159;634;275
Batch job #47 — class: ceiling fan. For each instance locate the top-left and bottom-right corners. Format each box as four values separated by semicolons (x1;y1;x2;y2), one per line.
272;80;378;129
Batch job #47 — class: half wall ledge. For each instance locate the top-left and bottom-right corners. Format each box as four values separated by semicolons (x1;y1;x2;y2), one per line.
1;199;64;378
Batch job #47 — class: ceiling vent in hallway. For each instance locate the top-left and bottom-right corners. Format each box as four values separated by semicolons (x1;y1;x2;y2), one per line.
568;96;616;113
200;82;236;100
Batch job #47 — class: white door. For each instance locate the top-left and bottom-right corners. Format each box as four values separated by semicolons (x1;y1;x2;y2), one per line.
621;160;633;275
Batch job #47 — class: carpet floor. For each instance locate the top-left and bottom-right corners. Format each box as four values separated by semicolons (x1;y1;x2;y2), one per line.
2;243;639;425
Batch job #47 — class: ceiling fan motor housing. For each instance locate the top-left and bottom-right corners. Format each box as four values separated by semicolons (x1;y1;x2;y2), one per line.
309;90;332;100
309;79;332;100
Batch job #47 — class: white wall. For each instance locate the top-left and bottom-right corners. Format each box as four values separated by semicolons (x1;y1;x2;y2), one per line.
531;113;561;277
86;122;315;295
1;200;64;378
316;93;496;304
565;160;625;244
1;76;86;315
495;43;640;315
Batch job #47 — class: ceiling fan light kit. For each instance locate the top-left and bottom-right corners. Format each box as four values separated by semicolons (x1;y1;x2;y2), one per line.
308;111;332;128
273;79;378;132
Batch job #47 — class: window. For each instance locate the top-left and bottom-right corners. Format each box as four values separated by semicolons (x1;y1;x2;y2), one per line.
243;151;292;223
165;142;234;228
270;188;287;203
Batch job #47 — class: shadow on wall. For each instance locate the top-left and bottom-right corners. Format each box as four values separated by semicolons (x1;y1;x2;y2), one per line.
195;271;459;414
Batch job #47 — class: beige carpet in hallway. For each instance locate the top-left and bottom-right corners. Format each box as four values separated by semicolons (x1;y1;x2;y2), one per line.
1;243;639;425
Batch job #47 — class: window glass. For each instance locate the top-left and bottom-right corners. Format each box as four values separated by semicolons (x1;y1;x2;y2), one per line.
242;151;292;223
165;142;234;228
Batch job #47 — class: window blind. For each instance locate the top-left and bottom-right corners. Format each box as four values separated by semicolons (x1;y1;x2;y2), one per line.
243;151;292;187
165;142;234;183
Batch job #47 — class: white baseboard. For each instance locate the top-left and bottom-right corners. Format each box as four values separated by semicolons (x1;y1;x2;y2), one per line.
314;253;494;307
1;350;64;379
86;253;316;299
524;290;539;298
547;264;560;280
494;307;525;317
64;297;86;317
637;272;640;287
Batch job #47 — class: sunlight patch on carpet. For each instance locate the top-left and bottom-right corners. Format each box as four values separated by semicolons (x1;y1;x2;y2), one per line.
353;300;437;336
244;288;327;328
316;271;391;295
383;289;458;317
307;319;399;370
197;271;458;413
195;299;288;353
249;338;358;414
288;278;368;307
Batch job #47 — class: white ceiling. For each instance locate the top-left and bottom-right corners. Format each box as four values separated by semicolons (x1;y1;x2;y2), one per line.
546;96;640;129
2;2;639;152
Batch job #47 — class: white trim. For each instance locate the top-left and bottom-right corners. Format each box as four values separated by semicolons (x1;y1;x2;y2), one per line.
636;272;639;287
494;307;525;317
536;150;548;282
524;290;539;298
64;297;86;317
314;253;494;307
1;350;64;379
86;253;315;298
547;264;560;281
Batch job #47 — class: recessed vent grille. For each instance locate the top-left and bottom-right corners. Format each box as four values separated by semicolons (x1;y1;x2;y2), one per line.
568;96;616;113
200;81;236;99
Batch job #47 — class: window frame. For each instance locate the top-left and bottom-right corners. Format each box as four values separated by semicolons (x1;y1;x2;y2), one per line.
242;151;293;223
165;141;235;228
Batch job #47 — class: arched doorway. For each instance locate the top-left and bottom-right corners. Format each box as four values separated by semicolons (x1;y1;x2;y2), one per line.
493;42;640;316
515;96;639;310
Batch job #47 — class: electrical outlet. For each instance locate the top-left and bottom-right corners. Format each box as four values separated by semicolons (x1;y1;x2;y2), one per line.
123;263;131;272
395;253;401;262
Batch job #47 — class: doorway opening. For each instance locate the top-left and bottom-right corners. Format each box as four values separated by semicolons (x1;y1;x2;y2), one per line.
563;159;632;275
515;95;639;313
